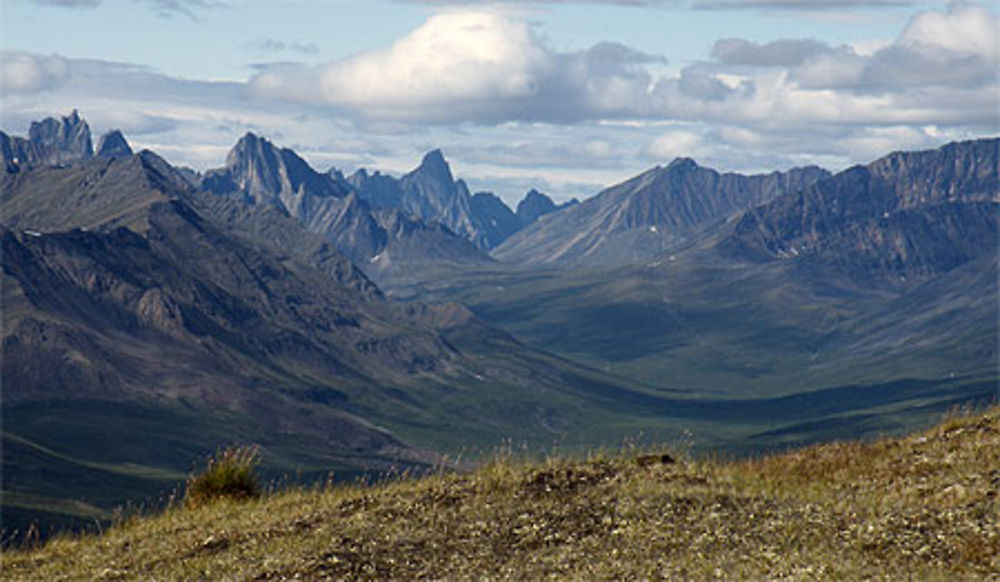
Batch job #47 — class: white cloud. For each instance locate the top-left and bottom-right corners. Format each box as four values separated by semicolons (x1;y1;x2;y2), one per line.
0;52;70;94
898;2;999;58
251;11;550;118
249;10;658;123
645;130;706;159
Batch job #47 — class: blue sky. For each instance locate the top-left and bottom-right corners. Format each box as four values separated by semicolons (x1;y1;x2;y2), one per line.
2;0;997;204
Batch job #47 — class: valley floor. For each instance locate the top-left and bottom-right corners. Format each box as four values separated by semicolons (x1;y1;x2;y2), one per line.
3;406;999;580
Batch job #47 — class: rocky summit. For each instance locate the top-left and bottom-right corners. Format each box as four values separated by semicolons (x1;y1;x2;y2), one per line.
95;130;134;159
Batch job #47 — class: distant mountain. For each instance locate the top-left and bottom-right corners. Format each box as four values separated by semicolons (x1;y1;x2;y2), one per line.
515;189;577;226
396;150;489;248
469;192;522;249
350;150;547;251
201;132;351;223
723;138;999;284
493;158;829;266
1;150;190;233
202;134;491;281
346;168;404;210
96;130;133;158
1;110;93;172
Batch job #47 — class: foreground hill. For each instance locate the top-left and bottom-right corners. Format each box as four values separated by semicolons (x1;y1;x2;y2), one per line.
4;406;997;579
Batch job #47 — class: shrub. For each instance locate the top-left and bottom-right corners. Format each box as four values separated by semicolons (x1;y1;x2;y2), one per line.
185;445;261;508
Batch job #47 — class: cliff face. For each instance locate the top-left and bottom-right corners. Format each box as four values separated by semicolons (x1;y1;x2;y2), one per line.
725;138;999;283
1;110;94;171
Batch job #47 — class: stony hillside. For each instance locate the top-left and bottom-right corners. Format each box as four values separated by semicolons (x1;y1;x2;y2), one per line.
3;406;997;580
492;158;828;267
724;137;999;284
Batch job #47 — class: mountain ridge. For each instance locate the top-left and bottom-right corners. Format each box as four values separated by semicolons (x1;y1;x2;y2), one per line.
492;158;830;266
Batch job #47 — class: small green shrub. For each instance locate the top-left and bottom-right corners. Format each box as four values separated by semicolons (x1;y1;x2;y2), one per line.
185;445;261;508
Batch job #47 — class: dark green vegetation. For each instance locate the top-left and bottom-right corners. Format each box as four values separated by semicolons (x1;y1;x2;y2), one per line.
4;407;998;579
2;113;997;547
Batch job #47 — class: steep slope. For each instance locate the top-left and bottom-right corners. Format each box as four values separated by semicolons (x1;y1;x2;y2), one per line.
493;160;829;267
1;110;93;172
723;138;999;284
204;135;491;281
201;133;351;223
345;168;404;210
469;191;522;249
95;130;133;159
1;151;189;233
351;150;528;251
398;150;485;248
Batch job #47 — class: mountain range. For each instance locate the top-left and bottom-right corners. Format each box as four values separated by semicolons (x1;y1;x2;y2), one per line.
492;158;830;266
1;111;997;541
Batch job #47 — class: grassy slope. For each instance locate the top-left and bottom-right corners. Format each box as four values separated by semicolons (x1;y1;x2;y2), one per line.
3;406;998;580
381;253;998;446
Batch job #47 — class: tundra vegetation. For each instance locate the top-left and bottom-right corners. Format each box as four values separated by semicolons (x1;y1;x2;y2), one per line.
2;406;998;580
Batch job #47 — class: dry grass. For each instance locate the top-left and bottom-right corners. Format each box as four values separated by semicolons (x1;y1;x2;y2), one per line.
3;406;998;580
184;446;262;509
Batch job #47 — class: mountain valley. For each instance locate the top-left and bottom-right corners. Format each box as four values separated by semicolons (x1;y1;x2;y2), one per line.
1;112;996;542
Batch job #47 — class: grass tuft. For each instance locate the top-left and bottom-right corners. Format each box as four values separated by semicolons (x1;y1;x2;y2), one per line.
184;445;261;508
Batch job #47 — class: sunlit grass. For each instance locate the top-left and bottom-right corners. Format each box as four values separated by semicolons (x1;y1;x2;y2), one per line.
3;406;997;579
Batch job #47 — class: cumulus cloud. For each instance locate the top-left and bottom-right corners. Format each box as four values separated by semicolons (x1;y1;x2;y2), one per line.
249;11;659;123
0;52;70;94
791;3;1000;92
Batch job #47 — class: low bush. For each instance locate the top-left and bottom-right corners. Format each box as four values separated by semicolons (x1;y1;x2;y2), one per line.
184;445;261;508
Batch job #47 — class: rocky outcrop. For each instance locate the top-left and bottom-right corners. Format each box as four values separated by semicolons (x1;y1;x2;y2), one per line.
1;110;94;171
96;130;133;158
201;133;351;223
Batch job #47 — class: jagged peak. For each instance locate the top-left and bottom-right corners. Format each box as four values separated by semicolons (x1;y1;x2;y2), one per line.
422;148;446;165
96;130;133;158
234;131;268;149
415;148;453;179
666;157;699;171
26;110;93;158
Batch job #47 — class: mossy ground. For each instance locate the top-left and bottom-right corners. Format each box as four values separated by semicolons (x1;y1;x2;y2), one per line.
3;406;998;580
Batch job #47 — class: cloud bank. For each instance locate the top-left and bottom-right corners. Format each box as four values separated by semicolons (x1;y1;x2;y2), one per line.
247;3;997;133
2;2;995;199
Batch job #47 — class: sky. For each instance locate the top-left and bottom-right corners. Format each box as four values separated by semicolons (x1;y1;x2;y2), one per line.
1;0;997;205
